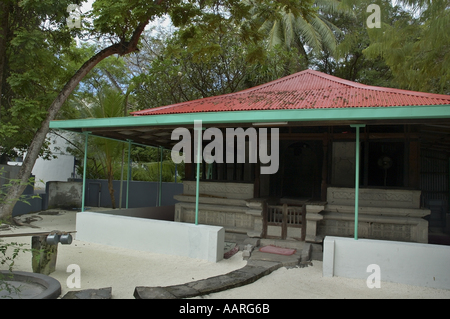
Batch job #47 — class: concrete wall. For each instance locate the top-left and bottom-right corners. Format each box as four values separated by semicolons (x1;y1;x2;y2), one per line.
0;164;35;195
13;194;47;217
46;181;82;209
31;133;76;190
323;236;450;290
76;211;225;263
1;164;46;217
0;164;21;189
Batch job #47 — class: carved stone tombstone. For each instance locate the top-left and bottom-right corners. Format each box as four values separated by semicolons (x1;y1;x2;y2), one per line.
32;235;58;275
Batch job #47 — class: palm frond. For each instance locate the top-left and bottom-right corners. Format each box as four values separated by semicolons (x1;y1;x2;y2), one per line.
282;11;296;48
310;15;338;53
267;20;283;48
294;14;322;53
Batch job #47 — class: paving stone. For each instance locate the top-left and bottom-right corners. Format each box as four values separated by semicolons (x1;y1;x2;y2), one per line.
249;250;302;267
133;286;176;299
226;268;266;285
187;274;242;295
246;259;283;271
165;284;200;299
62;287;112;299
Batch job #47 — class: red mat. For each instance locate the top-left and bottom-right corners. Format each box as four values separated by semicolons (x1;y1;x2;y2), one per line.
259;245;296;256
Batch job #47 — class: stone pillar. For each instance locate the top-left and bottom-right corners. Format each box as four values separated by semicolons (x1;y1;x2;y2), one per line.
305;203;326;243
245;199;266;238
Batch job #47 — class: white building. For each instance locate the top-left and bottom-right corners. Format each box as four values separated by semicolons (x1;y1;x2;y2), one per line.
8;132;76;190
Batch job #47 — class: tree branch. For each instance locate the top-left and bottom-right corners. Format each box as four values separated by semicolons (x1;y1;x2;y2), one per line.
0;18;151;221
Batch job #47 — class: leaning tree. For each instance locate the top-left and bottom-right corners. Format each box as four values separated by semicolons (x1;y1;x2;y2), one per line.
0;0;318;222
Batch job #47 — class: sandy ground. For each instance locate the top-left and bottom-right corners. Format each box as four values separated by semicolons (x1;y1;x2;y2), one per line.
2;209;450;299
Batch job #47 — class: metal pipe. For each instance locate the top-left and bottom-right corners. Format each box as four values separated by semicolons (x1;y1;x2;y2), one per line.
350;124;365;240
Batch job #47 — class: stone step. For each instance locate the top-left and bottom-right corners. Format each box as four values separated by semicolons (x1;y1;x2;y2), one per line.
259;238;305;250
248;249;303;267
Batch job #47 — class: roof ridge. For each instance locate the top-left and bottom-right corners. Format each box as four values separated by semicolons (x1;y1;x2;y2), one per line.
131;69;450;116
307;69;450;99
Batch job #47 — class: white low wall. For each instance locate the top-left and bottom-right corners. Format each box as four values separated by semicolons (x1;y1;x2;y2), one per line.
323;236;450;290
76;212;224;263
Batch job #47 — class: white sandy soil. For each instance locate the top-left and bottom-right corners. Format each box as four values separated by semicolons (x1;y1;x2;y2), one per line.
1;209;450;299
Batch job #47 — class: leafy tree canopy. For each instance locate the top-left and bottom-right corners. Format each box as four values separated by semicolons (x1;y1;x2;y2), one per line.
363;0;450;93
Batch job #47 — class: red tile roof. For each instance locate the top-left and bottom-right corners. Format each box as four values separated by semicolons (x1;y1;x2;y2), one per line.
131;69;450;116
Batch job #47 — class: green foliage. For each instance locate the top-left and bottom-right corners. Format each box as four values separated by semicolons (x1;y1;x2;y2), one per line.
245;0;352;59
133;160;184;183
311;0;394;86
363;0;450;93
130;21;308;111
0;0;84;159
90;0;167;39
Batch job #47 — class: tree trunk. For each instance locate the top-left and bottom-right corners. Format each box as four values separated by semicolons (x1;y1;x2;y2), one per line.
0;20;149;222
107;173;116;209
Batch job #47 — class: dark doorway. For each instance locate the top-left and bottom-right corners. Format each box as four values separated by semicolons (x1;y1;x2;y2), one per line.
280;141;321;199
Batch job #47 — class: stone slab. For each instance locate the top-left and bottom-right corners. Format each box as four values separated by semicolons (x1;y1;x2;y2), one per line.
61;287;112;299
165;284;201;299
327;187;421;209
133;286;176;299
187;275;244;295
248;250;302;267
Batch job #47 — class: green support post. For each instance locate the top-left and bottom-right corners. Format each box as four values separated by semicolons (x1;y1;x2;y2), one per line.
350;124;365;240
126;139;132;209
194;120;203;225
81;132;90;212
159;146;163;207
